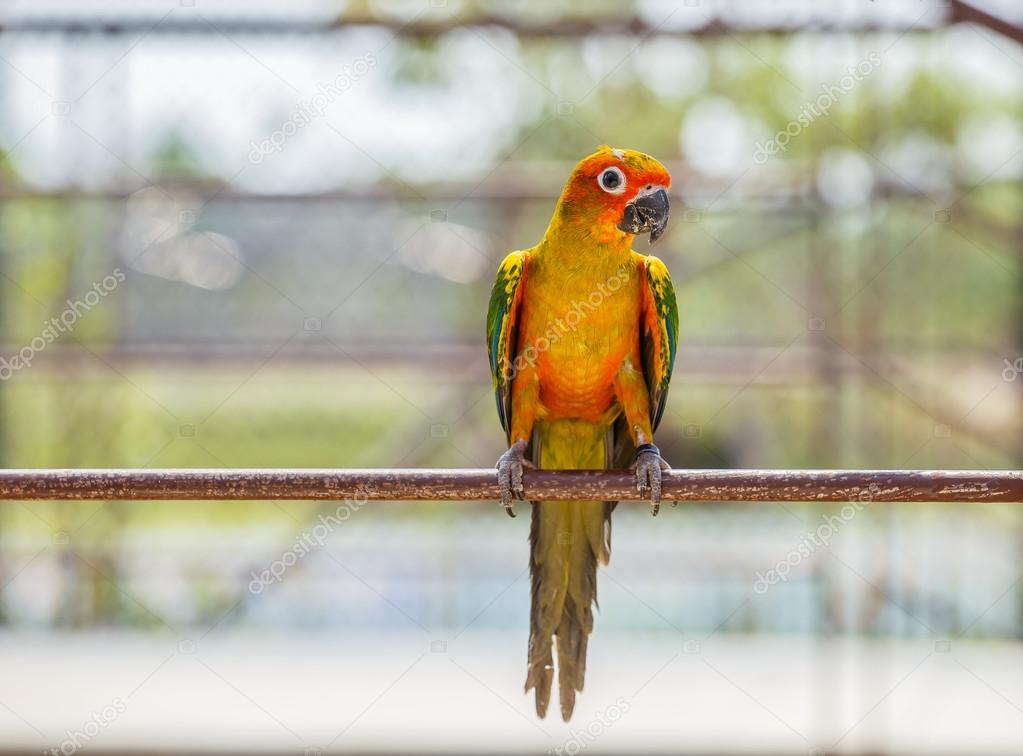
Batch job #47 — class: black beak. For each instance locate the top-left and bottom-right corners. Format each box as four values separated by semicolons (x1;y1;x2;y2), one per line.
617;188;670;245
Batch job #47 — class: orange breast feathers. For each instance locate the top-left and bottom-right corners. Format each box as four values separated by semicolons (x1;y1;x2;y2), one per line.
513;259;644;423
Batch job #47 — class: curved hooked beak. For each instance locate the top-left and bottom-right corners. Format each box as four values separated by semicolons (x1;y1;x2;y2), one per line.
617;187;670;245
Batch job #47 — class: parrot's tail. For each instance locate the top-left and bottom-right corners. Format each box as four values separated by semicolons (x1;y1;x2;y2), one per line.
525;418;613;721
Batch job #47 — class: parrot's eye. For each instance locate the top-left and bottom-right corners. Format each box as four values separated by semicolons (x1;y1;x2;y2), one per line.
598;167;626;195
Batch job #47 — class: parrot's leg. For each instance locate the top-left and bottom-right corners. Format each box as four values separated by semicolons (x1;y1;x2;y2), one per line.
496;440;533;517
496;367;539;517
614;359;671;515
632;445;672;516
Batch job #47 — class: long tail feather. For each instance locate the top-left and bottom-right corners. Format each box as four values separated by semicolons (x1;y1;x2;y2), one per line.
525;420;612;721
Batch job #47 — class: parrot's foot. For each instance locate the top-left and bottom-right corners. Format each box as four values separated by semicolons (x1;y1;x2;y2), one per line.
631;443;671;516
495;439;532;518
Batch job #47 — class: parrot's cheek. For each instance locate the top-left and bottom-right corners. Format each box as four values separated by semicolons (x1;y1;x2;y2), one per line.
617;187;670;245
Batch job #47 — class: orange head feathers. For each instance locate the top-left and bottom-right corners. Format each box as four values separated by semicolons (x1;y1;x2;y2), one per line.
548;145;672;247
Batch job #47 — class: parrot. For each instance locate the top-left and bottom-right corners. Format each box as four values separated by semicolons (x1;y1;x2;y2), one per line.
486;146;679;721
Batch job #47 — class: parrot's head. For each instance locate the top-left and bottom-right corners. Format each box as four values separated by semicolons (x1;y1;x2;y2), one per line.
555;145;672;246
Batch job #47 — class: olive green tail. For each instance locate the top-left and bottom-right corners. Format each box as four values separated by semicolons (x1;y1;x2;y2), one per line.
525;419;613;721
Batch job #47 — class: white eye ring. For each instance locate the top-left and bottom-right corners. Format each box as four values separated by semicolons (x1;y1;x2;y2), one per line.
597;166;626;195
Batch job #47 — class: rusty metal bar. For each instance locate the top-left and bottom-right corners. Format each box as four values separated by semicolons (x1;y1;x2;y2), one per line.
1;5;1016;44
951;0;1023;46
0;469;1020;503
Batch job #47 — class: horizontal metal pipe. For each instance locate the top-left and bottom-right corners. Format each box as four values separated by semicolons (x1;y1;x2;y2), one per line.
0;469;1020;502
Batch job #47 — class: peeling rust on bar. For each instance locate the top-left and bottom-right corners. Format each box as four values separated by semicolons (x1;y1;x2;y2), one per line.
0;469;1020;502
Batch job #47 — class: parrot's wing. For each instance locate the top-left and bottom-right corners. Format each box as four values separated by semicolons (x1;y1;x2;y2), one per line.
486;250;528;442
612;253;678;469
639;254;679;432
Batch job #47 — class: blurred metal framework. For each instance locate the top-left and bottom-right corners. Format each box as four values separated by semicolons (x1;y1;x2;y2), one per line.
2;468;1021;502
0;0;1017;205
0;0;1017;44
0;0;1018;205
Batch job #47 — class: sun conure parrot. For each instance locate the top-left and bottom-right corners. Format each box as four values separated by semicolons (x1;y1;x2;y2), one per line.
486;146;679;721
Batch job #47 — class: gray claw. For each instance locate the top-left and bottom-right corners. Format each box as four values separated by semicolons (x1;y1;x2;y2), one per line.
633;450;671;516
495;440;531;518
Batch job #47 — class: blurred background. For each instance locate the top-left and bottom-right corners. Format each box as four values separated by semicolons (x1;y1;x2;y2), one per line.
0;0;1021;753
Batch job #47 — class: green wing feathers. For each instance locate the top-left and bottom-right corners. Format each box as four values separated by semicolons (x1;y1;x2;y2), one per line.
486;251;527;441
640;255;679;432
